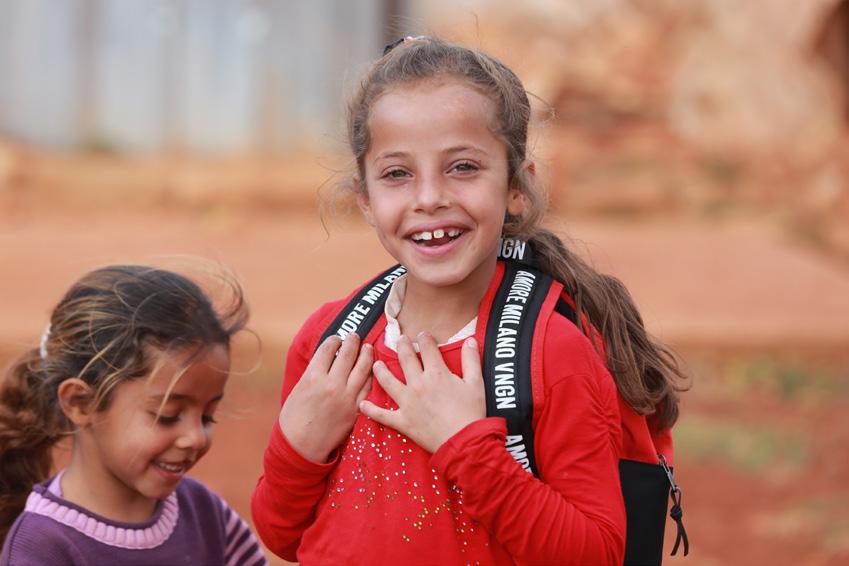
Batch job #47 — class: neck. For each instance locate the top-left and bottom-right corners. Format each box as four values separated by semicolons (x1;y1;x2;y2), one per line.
62;443;157;523
397;261;496;343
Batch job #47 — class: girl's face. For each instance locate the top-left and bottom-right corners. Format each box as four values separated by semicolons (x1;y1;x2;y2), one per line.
358;78;524;296
82;344;229;510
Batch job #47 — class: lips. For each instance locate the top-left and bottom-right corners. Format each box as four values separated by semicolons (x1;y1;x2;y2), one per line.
154;460;193;478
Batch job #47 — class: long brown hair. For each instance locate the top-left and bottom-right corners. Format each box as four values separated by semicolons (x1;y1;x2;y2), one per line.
0;265;248;543
345;36;687;429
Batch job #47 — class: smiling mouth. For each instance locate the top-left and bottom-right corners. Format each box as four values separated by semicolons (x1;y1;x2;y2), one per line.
410;228;464;246
155;461;190;474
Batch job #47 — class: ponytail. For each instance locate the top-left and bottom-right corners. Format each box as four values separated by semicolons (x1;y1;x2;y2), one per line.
0;350;65;543
527;228;686;430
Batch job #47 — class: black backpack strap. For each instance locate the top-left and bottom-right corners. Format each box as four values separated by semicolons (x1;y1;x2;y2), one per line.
319;236;530;348
482;260;554;476
493;239;690;564
554;296;578;326
317;264;407;347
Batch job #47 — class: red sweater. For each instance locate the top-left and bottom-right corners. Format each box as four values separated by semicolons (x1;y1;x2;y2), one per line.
252;262;668;565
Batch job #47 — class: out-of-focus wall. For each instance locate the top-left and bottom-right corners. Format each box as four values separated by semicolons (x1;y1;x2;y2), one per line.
0;0;404;153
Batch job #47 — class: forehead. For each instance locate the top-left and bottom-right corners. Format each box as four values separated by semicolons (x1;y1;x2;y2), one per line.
135;344;230;398
367;78;500;149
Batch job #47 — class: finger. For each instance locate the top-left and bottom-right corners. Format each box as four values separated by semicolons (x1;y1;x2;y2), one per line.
359;399;401;430
416;332;447;372
372;360;406;402
355;376;372;406
328;332;361;380
307;335;343;374
461;337;483;384
396;335;422;382
346;343;374;394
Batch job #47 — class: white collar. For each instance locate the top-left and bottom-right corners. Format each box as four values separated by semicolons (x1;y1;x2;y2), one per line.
383;273;477;352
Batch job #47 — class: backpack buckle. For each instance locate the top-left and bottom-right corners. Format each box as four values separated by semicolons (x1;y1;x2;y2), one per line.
659;454;689;557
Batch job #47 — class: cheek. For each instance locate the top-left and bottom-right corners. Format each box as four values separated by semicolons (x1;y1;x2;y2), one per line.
198;427;214;455
366;196;402;228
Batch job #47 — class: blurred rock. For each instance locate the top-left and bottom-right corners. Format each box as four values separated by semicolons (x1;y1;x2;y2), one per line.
431;0;849;259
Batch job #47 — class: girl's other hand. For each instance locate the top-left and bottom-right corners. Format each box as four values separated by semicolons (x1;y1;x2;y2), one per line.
359;333;485;453
278;334;373;463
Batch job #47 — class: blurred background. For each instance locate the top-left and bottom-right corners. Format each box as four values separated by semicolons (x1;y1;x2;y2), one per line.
2;0;849;564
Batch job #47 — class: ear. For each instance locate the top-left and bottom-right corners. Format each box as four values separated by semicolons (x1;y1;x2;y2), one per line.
507;161;534;217
354;177;376;226
57;378;96;427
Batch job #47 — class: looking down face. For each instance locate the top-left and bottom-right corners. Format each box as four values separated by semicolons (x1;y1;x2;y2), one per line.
84;344;230;510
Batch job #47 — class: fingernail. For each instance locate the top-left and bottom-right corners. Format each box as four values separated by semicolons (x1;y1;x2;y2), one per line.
465;337;478;349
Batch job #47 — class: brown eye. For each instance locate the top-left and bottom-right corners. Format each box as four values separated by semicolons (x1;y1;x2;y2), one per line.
452;161;478;173
383;168;410;179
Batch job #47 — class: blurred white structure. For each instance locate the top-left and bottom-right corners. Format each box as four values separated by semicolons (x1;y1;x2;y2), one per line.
0;0;414;153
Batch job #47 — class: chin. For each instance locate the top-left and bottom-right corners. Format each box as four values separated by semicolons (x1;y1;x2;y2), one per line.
409;264;477;288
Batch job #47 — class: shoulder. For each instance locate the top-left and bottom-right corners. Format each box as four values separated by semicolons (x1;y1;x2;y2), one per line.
539;309;613;391
289;296;355;355
176;476;229;515
177;477;250;528
1;510;81;565
173;478;232;545
533;311;623;452
177;480;268;566
292;267;396;351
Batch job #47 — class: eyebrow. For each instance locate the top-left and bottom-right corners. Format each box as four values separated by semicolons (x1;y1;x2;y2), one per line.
444;145;486;155
372;150;409;164
372;145;487;164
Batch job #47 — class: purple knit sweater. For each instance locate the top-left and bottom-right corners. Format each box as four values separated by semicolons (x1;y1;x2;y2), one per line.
0;474;266;566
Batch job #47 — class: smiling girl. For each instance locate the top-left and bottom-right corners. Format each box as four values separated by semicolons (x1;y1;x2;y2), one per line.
0;265;266;566
252;37;686;565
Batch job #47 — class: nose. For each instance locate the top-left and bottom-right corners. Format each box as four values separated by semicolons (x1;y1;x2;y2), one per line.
413;172;450;213
176;418;210;452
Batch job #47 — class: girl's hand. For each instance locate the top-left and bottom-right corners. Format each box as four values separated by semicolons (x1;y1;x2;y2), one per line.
278;334;373;463
359;333;485;453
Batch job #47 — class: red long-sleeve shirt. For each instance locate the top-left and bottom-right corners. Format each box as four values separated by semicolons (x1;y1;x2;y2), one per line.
252;262;665;565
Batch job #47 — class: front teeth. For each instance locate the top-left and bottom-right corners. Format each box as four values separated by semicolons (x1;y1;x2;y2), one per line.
412;228;462;241
157;462;185;473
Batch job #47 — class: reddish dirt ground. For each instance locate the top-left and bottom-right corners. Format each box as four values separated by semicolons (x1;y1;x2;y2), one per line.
2;201;848;565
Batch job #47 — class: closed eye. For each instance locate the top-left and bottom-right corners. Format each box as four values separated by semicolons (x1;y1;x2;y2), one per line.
153;413;217;426
155;414;180;425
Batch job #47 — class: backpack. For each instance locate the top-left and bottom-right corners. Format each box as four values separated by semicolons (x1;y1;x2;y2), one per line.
317;239;688;565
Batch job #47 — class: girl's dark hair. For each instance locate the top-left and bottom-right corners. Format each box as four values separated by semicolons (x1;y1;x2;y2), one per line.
346;37;687;428
0;265;248;542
